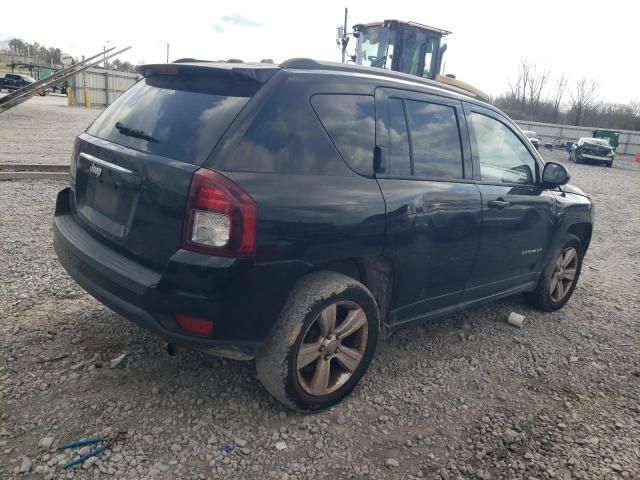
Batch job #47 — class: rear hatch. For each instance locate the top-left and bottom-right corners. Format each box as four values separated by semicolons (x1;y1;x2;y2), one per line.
71;63;277;268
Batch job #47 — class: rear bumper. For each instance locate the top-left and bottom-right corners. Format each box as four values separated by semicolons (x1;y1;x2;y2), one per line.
53;187;267;359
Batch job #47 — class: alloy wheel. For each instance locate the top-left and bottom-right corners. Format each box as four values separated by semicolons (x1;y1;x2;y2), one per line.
550;247;578;302
296;301;368;396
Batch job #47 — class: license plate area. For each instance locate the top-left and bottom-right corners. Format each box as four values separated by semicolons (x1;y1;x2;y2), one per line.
75;153;140;238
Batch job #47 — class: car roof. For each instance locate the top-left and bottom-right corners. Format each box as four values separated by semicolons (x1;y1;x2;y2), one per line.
280;58;492;105
142;57;497;111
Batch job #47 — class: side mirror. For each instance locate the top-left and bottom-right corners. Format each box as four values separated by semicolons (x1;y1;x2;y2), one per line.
542;162;570;187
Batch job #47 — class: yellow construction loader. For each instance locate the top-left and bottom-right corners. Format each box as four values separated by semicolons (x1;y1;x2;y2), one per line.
342;19;489;101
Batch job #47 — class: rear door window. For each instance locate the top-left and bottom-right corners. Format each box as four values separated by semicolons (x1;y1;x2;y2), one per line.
405;100;464;180
311;94;375;176
86;73;258;165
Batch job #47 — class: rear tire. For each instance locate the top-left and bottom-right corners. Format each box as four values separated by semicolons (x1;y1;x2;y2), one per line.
256;271;380;412
524;234;583;312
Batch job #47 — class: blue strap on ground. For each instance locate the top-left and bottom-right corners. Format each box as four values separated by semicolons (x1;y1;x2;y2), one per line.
58;436;102;450
63;445;107;469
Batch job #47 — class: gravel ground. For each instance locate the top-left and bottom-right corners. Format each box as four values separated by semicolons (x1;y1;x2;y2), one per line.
0;94;101;165
1;145;639;478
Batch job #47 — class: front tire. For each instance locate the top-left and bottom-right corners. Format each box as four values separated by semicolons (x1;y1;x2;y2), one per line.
256;271;380;412
524;234;583;312
606;161;613;168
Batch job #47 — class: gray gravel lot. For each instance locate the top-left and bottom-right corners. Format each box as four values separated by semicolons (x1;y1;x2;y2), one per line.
0;94;100;165
0;99;639;479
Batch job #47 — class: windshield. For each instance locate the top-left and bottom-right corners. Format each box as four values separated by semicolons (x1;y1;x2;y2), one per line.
356;26;395;69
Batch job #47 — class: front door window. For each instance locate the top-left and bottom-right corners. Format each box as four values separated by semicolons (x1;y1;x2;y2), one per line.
469;113;537;185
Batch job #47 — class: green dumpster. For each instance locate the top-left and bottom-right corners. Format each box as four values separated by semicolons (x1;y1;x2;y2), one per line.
593;130;620;151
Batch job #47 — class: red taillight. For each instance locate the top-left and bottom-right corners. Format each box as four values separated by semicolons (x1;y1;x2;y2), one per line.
175;314;214;336
181;168;257;256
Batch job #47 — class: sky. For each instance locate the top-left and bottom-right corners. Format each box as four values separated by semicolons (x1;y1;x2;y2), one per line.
2;0;639;104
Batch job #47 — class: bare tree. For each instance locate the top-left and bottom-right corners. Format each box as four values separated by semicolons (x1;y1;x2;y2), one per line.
551;74;568;122
526;65;551;107
508;58;534;105
496;61;640;129
507;76;521;103
570;78;599;126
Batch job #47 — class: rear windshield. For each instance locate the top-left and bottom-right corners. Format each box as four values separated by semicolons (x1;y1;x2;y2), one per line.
86;72;258;165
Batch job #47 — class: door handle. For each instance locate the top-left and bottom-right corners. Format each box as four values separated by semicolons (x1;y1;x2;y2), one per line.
487;199;511;210
373;145;386;173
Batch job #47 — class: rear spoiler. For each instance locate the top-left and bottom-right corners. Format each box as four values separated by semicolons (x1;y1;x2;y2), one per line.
136;63;280;84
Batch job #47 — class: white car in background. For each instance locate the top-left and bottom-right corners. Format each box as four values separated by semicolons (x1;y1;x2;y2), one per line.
569;138;615;168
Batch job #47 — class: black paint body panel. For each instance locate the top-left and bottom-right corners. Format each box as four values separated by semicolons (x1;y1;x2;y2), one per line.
52;64;594;354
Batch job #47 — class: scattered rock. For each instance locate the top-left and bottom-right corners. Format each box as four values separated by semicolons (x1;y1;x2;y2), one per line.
83;456;98;469
275;441;288;451
503;428;519;444
19;456;32;473
384;458;400;468
38;436;56;450
78;446;91;456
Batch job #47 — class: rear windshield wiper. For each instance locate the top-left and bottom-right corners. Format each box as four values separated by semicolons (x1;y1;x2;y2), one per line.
115;122;159;143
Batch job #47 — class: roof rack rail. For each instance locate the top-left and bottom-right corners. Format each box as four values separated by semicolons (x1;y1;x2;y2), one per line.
172;58;218;63
280;58;324;69
280;58;484;101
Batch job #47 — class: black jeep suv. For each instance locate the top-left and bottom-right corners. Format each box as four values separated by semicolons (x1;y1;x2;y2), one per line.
53;59;594;411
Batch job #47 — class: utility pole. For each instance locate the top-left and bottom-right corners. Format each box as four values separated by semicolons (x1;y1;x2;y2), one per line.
341;8;348;63
103;40;111;69
166;42;170;63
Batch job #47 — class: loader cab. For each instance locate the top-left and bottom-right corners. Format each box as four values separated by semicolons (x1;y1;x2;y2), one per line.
353;20;450;81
